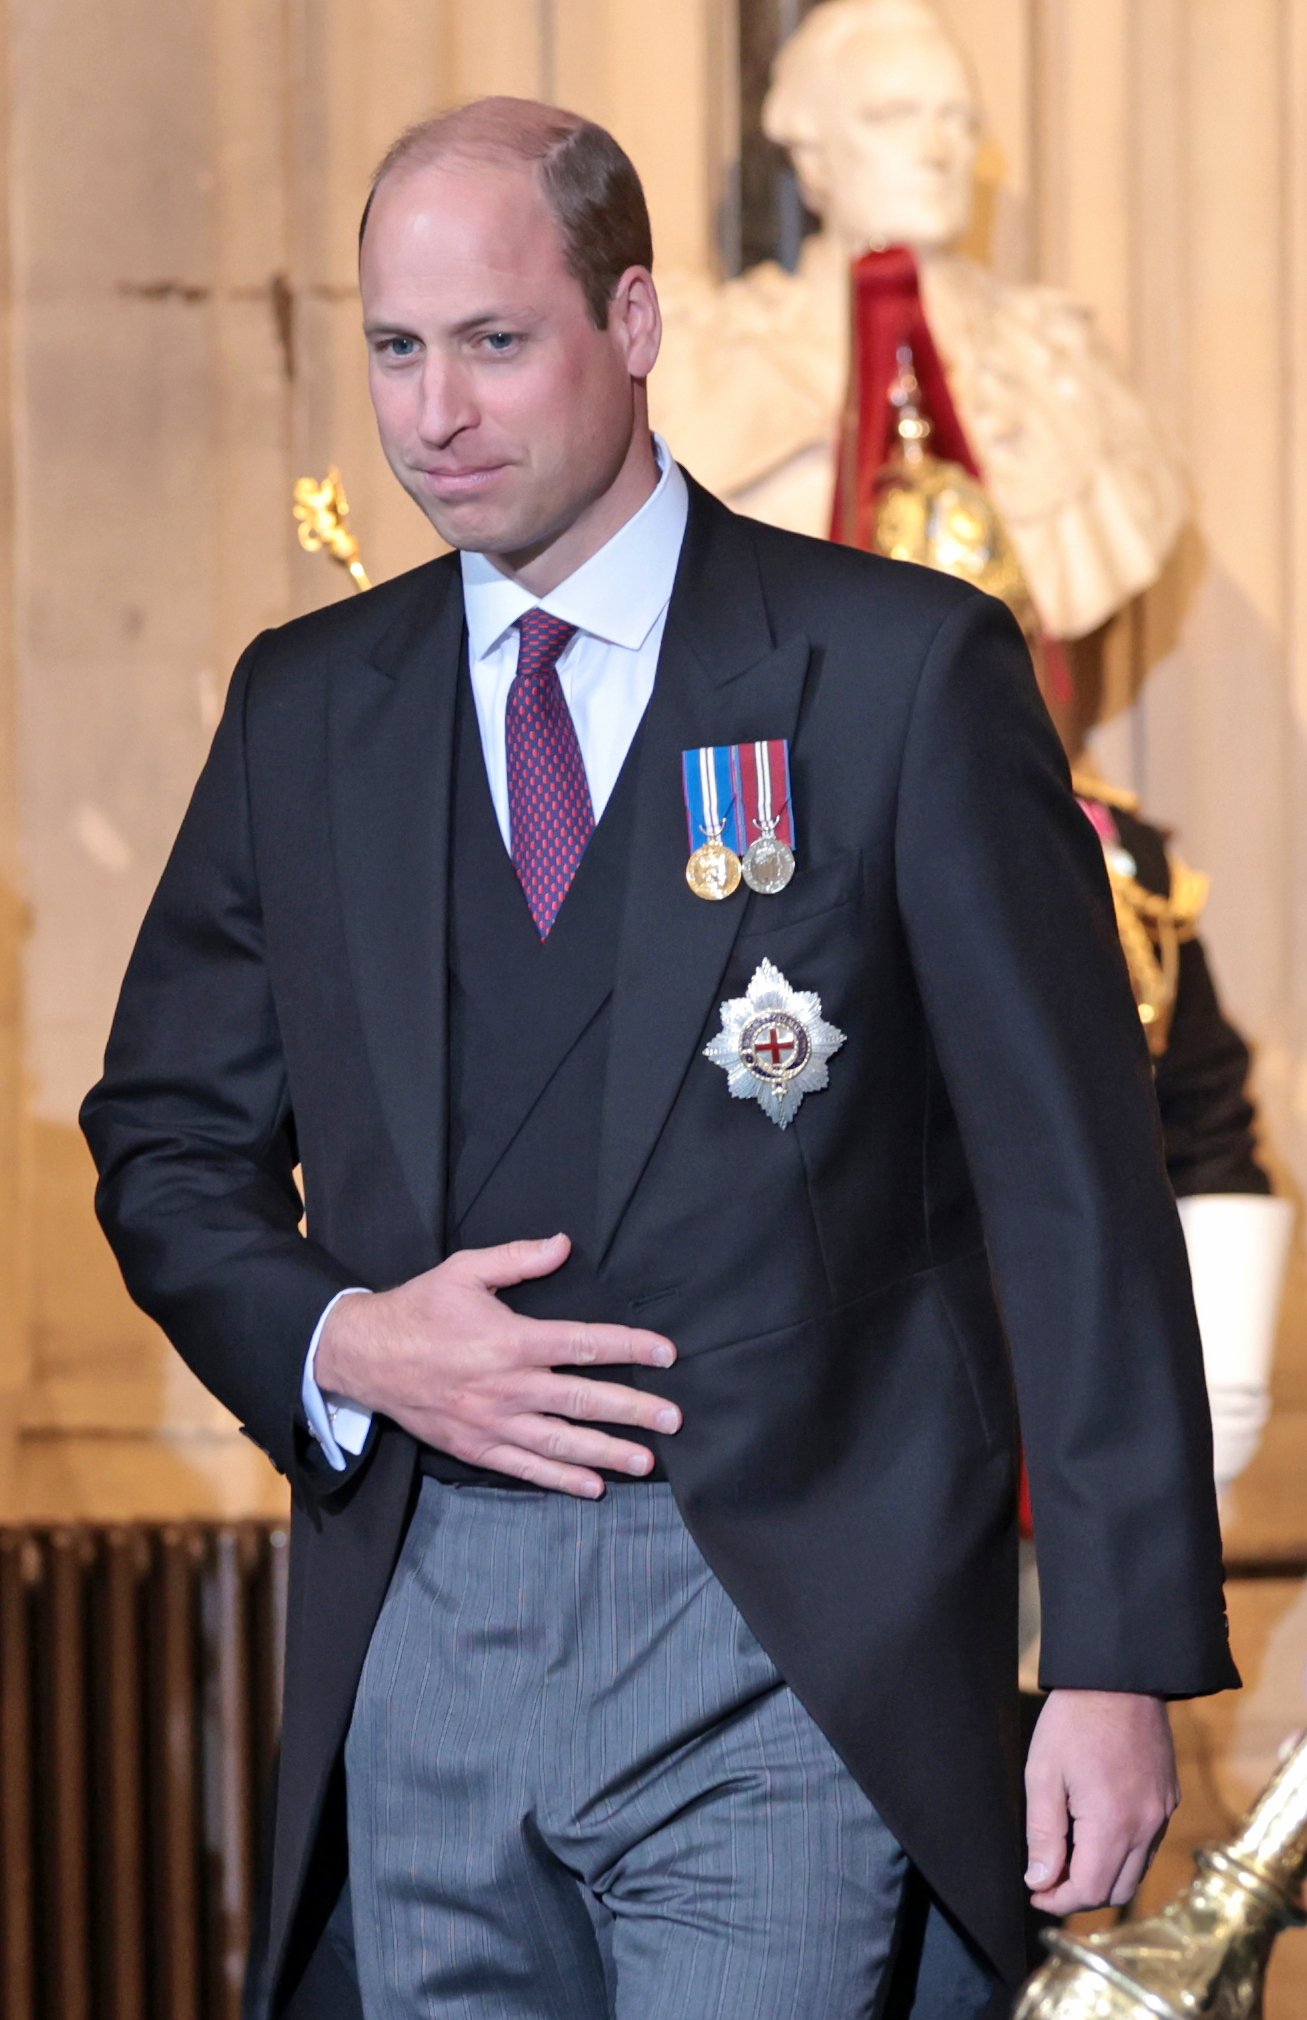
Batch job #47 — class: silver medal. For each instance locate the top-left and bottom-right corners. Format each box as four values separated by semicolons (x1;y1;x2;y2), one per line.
741;833;796;895
740;742;796;896
704;958;846;1129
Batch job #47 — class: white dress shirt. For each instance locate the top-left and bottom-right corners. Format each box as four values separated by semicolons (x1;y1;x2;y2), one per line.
303;438;690;1468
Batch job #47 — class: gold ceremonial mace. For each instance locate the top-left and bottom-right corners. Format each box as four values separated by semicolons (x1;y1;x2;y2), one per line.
292;469;372;592
1015;1732;1307;2019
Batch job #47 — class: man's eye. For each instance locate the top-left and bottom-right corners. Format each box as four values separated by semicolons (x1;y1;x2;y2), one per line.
482;332;518;354
382;336;418;359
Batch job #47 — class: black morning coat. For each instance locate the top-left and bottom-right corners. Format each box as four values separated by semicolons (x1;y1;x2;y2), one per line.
81;474;1238;2010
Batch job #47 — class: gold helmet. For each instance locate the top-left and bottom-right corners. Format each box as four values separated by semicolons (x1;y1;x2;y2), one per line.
867;344;1042;669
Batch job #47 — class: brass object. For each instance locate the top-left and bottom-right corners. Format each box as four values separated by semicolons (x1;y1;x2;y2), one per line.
1014;1732;1307;2019
1071;768;1209;1059
293;469;372;592
860;345;1044;669
686;839;743;901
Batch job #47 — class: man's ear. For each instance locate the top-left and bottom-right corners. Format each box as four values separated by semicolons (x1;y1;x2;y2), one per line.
611;266;661;381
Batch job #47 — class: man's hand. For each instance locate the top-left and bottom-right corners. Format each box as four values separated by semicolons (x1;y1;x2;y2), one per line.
316;1234;680;1497
1025;1689;1179;1914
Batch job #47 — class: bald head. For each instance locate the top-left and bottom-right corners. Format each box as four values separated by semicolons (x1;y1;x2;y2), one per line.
360;97;653;330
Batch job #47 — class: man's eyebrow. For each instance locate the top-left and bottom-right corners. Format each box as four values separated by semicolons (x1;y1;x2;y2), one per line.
363;306;544;340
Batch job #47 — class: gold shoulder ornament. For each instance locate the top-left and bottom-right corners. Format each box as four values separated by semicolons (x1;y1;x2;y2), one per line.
1072;770;1209;1059
865;344;1045;678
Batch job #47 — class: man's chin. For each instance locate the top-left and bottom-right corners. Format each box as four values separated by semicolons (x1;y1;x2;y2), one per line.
411;495;511;555
415;496;566;570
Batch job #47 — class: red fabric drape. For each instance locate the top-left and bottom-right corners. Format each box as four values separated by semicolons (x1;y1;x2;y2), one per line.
829;242;1070;713
829;245;981;548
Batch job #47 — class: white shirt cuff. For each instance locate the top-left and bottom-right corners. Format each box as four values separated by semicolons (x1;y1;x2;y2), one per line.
302;1287;374;1471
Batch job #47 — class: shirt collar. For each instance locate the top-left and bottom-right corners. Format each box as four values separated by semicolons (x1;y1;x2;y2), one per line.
460;435;689;662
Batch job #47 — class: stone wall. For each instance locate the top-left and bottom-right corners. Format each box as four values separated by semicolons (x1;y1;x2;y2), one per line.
2;0;736;1518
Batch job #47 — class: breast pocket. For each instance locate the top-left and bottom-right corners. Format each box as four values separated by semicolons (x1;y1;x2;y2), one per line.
716;848;864;1072
734;847;863;941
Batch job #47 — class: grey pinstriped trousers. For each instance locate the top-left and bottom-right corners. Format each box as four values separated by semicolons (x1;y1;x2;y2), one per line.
344;1478;991;2020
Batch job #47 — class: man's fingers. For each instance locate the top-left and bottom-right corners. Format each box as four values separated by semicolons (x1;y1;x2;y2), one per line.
532;1319;678;1370
517;1373;681;1436
1024;1841;1069;1897
473;1441;607;1500
1032;1808;1170;1915
454;1233;572;1291
1033;1862;1129;1917
1104;1802;1170;1909
1029;1875;1088;1915
1028;1812;1112;1916
1106;1840;1155;1910
1041;1826;1122;1916
502;1415;662;1478
1023;1772;1070;1894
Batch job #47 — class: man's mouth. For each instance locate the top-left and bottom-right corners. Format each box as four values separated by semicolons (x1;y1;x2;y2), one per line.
419;465;507;496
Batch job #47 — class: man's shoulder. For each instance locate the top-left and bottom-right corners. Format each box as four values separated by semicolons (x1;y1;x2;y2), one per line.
694;483;987;638
243;551;460;689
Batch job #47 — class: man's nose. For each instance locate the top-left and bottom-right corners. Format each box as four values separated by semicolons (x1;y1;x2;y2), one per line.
415;359;478;445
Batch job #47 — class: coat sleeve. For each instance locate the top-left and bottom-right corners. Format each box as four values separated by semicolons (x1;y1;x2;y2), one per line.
80;639;359;1497
893;592;1237;1697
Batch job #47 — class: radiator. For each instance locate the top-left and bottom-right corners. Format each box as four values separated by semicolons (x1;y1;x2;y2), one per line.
0;1521;289;2020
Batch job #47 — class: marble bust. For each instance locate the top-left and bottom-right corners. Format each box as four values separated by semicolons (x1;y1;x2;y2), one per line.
651;0;1187;641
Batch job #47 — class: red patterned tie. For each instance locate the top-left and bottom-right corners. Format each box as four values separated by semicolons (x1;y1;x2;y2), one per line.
505;608;594;939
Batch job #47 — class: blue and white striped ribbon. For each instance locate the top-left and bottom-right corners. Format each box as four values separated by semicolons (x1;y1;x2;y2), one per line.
682;745;744;855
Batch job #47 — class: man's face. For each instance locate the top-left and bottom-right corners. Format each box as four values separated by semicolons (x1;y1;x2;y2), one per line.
800;29;979;252
360;159;656;569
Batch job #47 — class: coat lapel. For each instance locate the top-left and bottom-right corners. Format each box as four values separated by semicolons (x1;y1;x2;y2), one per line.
594;481;812;1259
327;556;463;1241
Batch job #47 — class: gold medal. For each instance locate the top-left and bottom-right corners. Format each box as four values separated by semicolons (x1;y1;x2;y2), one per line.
686;838;742;901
